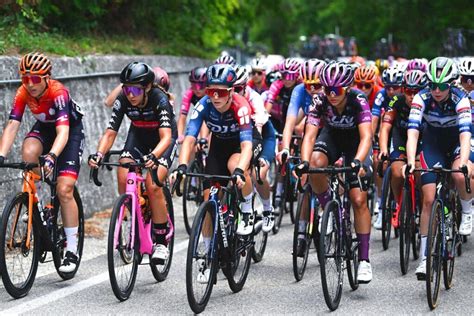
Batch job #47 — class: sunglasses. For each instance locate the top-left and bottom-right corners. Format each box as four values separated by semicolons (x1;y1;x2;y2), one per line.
385;85;402;91
428;82;450;91
122;85;144;97
191;82;206;90
404;87;420;96
251;71;263;76
281;71;299;81
356;82;373;90
21;75;44;85
304;82;322;92
206;87;232;98
461;75;474;85
234;85;246;94
324;86;347;96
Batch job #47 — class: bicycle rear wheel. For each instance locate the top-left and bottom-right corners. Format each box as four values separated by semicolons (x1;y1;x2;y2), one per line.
412;198;421;260
345;206;359;291
272;175;286;234
292;185;312;281
381;166;393;250
399;188;411;275
443;191;458;290
53;187;85;280
319;200;343;311
108;194;139;301
251;195;268;263
426;200;442;310
0;192;40;299
183;161;204;236
186;200;218;314
150;187;174;281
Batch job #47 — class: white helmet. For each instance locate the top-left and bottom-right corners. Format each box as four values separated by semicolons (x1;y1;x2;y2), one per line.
250;58;266;71
234;64;249;86
458;58;474;76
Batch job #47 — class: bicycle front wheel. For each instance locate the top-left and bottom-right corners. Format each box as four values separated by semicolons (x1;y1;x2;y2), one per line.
251;194;268;263
426;200;442;310
292;185;312;281
319;200;343;311
399;187;412;275
183;161;203;235
0;192;40;299
108;194;139;301
186;200;218;314
381;166;393;250
443;191;458;290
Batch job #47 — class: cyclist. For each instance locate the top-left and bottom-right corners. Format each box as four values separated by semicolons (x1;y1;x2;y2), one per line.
88;62;177;264
457;58;474;104
377;69;428;228
178;67;207;143
404;57;473;279
234;64;275;232
296;61;374;283
0;52;85;273
247;58;268;94
406;58;427;72
214;54;236;66
171;64;257;237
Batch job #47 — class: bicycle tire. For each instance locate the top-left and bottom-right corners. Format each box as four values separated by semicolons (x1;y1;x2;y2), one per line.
53;187;84;280
426;200;442;310
292;186;312;281
399;187;411;275
0;192;40;299
150;187;175;281
381;166;393;250
443;191;457;290
183;161;203;236
319;200;343;311
345;205;359;291
186;200;218;314
251;195;268;263
108;194;139;301
412;197;421;260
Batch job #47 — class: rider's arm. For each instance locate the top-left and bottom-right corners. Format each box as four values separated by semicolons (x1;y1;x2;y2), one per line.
49;90;76;157
264;80;281;113
379;101;397;155
371;91;384;135
0;120;21;157
178;89;194;138
282;84;304;149
177;113;187;139
150;100;173;158
355;122;372;162
49;125;69;157
97;94;126;154
104;84;122;108
301;103;321;162
406;95;425;166
281;115;297;150
456;97;472;166
96;129;118;155
180;98;206;165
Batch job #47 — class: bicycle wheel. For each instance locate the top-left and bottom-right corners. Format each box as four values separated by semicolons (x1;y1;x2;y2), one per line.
272;174;286;234
186;200;218;314
381;166;393;250
251;195;268;263
183;161;204;236
0;192;40;299
53;187;84;280
150;187;174;281
412;196;421;260
367;184;376;217
426;200;442;310
108;194;139;301
292;185;312;281
345;206;359;291
319;200;343;311
399;188;411;275
443;191;457;290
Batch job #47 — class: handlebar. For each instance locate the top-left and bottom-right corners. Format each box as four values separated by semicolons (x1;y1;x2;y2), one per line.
411;166;471;194
90;161;162;187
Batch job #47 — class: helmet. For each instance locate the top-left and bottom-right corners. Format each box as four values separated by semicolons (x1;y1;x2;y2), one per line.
250;58;266;71
375;58;389;73
19;52;52;76
206;64;237;87
214;55;236;66
281;58;301;73
320;62;355;87
189;67;207;83
382;67;404;86
120;62;155;87
403;70;428;89
457;58;474;76
407;58;427;72
354;65;378;83
349;55;366;67
265;70;281;87
234;64;249;86
152;67;170;91
300;59;326;83
427;57;457;83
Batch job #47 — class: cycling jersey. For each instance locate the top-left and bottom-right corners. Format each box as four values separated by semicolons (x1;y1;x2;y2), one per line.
180;88;201;116
266;79;298;131
372;88;395;118
247;79;268;94
383;94;411;131
186;93;253;143
287;83;313;117
243;86;268;127
368;84;383;111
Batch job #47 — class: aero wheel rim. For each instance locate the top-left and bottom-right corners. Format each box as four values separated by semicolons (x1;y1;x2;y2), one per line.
113;198;135;291
323;212;342;302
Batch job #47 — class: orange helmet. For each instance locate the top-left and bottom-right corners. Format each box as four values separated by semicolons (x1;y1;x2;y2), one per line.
19;52;52;76
354;65;377;83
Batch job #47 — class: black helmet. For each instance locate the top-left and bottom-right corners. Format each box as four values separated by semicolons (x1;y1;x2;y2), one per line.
206;64;237;87
120;62;155;87
189;67;207;83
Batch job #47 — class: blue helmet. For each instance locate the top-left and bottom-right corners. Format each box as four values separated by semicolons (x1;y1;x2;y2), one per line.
206;64;237;87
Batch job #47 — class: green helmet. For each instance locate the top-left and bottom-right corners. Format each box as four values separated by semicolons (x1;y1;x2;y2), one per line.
427;57;457;83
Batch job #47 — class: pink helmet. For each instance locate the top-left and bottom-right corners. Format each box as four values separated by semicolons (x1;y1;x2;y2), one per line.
320;62;355;87
300;59;326;83
403;69;428;89
406;58;427;72
152;66;170;91
281;58;301;73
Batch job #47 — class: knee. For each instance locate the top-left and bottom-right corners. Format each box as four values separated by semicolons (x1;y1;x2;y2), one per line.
451;172;464;186
352;195;367;211
57;183;74;201
147;184;163;198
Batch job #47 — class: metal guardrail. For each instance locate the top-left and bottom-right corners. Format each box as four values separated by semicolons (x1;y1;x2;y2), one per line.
0;69;191;86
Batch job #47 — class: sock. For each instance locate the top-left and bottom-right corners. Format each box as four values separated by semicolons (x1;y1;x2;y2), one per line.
460;199;472;215
191;176;197;187
357;233;370;261
203;237;211;253
276;182;283;197
262;198;272;212
241;193;253;214
420;235;427;261
64;227;78;254
377;196;382;209
316;189;331;210
153;222;168;245
298;220;307;236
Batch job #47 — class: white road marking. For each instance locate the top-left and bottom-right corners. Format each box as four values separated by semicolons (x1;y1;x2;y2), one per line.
1;239;189;315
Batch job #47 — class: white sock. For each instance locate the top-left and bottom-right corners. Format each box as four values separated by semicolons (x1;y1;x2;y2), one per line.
377;196;382;209
276;182;283;196
203;237;211;253
262;198;271;212
191;177;197;187
298;220;307;235
420;235;427;261
241;193;253;214
460;199;472;215
64;227;78;254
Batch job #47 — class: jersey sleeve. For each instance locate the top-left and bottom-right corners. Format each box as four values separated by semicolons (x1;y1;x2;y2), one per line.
53;89;72;127
456;96;472;133
157;94;173;129
383;96;398;125
185;97;207;138
306;94;323;127
356;93;372;124
287;84;304;117
407;93;425;130
107;95;126;132
233;94;253;143
266;80;283;104
371;90;385;118
180;89;194;116
247;87;268;127
9;88;27;122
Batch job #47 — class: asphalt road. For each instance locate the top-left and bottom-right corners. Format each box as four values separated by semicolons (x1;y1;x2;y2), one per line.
1;198;474;315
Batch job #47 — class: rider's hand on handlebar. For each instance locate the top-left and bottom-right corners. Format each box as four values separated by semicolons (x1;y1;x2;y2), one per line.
351;159;366;178
143;153;159;169
461;163;472;179
277;148;289;165
170;163;187;185
177;134;185;144
378;150;388;161
232;168;246;189
43;152;57;177
295;161;309;177
0;155;5;165
401;162;415;178
88;152;103;169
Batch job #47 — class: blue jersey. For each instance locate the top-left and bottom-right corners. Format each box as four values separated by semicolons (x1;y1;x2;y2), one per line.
186;93;253;143
371;89;394;118
287;83;313;117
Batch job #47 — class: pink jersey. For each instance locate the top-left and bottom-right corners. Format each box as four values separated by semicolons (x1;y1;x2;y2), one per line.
180;88;201;116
